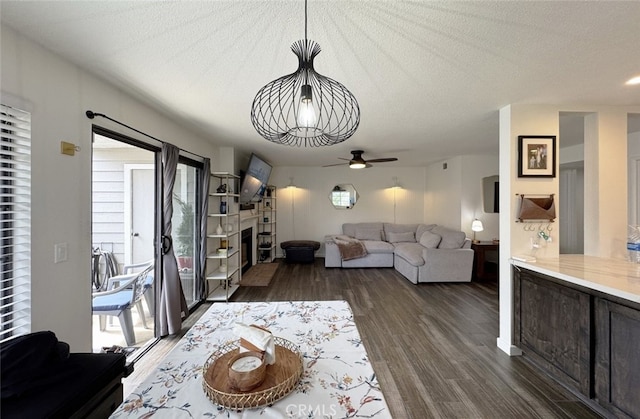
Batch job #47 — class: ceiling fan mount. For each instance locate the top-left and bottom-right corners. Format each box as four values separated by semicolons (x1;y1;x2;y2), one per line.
323;150;398;169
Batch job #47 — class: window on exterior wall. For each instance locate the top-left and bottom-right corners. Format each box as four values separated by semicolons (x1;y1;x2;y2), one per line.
1;104;31;343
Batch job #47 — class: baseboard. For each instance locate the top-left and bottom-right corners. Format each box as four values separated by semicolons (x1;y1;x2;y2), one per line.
496;337;523;356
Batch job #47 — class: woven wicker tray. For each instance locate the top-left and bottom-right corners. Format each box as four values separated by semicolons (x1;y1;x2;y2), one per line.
202;337;303;410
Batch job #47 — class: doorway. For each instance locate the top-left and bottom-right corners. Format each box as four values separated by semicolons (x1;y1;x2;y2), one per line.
91;133;157;356
124;164;155;264
559;113;586;254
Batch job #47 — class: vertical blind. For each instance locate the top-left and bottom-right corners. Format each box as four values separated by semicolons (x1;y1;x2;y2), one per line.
1;104;31;343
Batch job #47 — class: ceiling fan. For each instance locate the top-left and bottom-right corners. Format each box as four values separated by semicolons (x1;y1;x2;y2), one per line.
323;150;398;169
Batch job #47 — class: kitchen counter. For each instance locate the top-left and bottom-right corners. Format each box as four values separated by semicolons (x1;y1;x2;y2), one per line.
511;254;640;304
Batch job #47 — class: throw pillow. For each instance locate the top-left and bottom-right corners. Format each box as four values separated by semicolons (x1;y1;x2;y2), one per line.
432;226;466;249
419;231;441;248
355;228;382;241
415;223;437;242
386;231;416;243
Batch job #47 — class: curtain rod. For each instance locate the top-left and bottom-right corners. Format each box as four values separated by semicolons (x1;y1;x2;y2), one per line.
85;110;205;162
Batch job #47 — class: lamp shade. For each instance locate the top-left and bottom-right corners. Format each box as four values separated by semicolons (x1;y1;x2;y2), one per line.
471;219;484;232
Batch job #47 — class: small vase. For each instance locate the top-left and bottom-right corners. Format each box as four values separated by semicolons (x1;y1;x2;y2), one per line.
220;201;227;214
216;223;223;235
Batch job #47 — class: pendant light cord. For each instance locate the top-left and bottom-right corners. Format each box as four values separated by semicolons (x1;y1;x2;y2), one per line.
303;0;309;86
304;0;308;43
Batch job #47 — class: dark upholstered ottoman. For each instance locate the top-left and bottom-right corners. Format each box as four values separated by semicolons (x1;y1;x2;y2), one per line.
280;240;321;264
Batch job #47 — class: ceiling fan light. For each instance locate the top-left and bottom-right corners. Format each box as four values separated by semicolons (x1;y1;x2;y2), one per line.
626;75;640;85
349;162;366;169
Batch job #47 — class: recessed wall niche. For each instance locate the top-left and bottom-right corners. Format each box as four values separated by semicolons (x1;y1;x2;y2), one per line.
482;175;499;213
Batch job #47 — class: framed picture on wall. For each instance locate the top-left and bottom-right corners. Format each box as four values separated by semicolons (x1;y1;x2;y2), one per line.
517;135;556;178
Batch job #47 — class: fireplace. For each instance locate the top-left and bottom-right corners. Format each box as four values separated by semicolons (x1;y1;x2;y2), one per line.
241;227;253;274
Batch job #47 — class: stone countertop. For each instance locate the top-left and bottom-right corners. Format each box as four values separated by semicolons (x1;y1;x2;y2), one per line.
511;255;640;304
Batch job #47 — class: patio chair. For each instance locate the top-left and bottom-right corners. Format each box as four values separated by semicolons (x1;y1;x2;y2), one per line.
92;262;153;347
118;260;155;319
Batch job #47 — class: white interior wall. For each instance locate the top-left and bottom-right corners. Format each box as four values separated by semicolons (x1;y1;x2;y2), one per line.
584;111;629;258
424;157;463;229
559;143;585;164
270;166;427;256
1;26;218;351
425;155;500;241
627;131;640;227
497;104;560;356
460;154;500;242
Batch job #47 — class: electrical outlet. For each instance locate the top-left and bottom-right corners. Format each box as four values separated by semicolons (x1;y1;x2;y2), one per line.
54;243;68;263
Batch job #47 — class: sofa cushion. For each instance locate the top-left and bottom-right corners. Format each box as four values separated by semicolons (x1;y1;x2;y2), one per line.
386;231;416;243
431;226;466;249
362;240;395;254
343;223;383;238
419;231;441;248
383;223;418;236
393;243;425;266
355;228;383;241
416;223;437;241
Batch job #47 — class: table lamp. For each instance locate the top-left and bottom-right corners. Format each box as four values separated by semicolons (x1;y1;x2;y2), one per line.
471;219;484;243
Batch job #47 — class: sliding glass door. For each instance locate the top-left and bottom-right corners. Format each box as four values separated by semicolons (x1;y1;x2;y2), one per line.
91;128;204;356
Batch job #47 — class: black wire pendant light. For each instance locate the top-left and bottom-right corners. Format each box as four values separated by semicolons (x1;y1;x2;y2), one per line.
250;0;360;147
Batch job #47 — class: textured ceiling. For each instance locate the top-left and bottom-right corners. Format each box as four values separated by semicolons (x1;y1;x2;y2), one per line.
2;1;639;167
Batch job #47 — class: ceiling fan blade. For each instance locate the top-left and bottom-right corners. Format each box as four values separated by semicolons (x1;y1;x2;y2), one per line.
322;162;349;167
337;157;350;161
366;157;398;163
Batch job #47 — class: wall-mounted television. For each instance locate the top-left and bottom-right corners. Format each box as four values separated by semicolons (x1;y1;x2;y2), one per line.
239;153;272;204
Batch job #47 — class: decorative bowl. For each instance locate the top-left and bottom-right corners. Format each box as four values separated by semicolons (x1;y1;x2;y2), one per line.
227;351;266;392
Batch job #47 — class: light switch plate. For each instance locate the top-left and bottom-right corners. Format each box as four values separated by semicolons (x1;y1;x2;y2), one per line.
54;243;68;263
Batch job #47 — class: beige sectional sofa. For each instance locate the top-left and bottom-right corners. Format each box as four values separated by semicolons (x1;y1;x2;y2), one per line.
325;222;474;284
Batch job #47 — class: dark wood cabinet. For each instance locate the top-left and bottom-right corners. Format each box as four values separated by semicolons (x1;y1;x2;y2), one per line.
513;266;640;419
594;298;640;418
513;268;591;396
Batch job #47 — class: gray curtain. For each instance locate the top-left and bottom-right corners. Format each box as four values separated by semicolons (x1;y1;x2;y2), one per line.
198;159;210;299
159;143;188;336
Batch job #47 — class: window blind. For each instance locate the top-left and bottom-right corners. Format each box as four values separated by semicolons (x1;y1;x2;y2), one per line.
1;104;31;343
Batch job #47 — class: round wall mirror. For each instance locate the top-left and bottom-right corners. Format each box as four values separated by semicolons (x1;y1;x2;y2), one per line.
329;184;358;209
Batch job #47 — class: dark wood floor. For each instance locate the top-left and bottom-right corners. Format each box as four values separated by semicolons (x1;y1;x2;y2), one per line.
127;259;603;418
